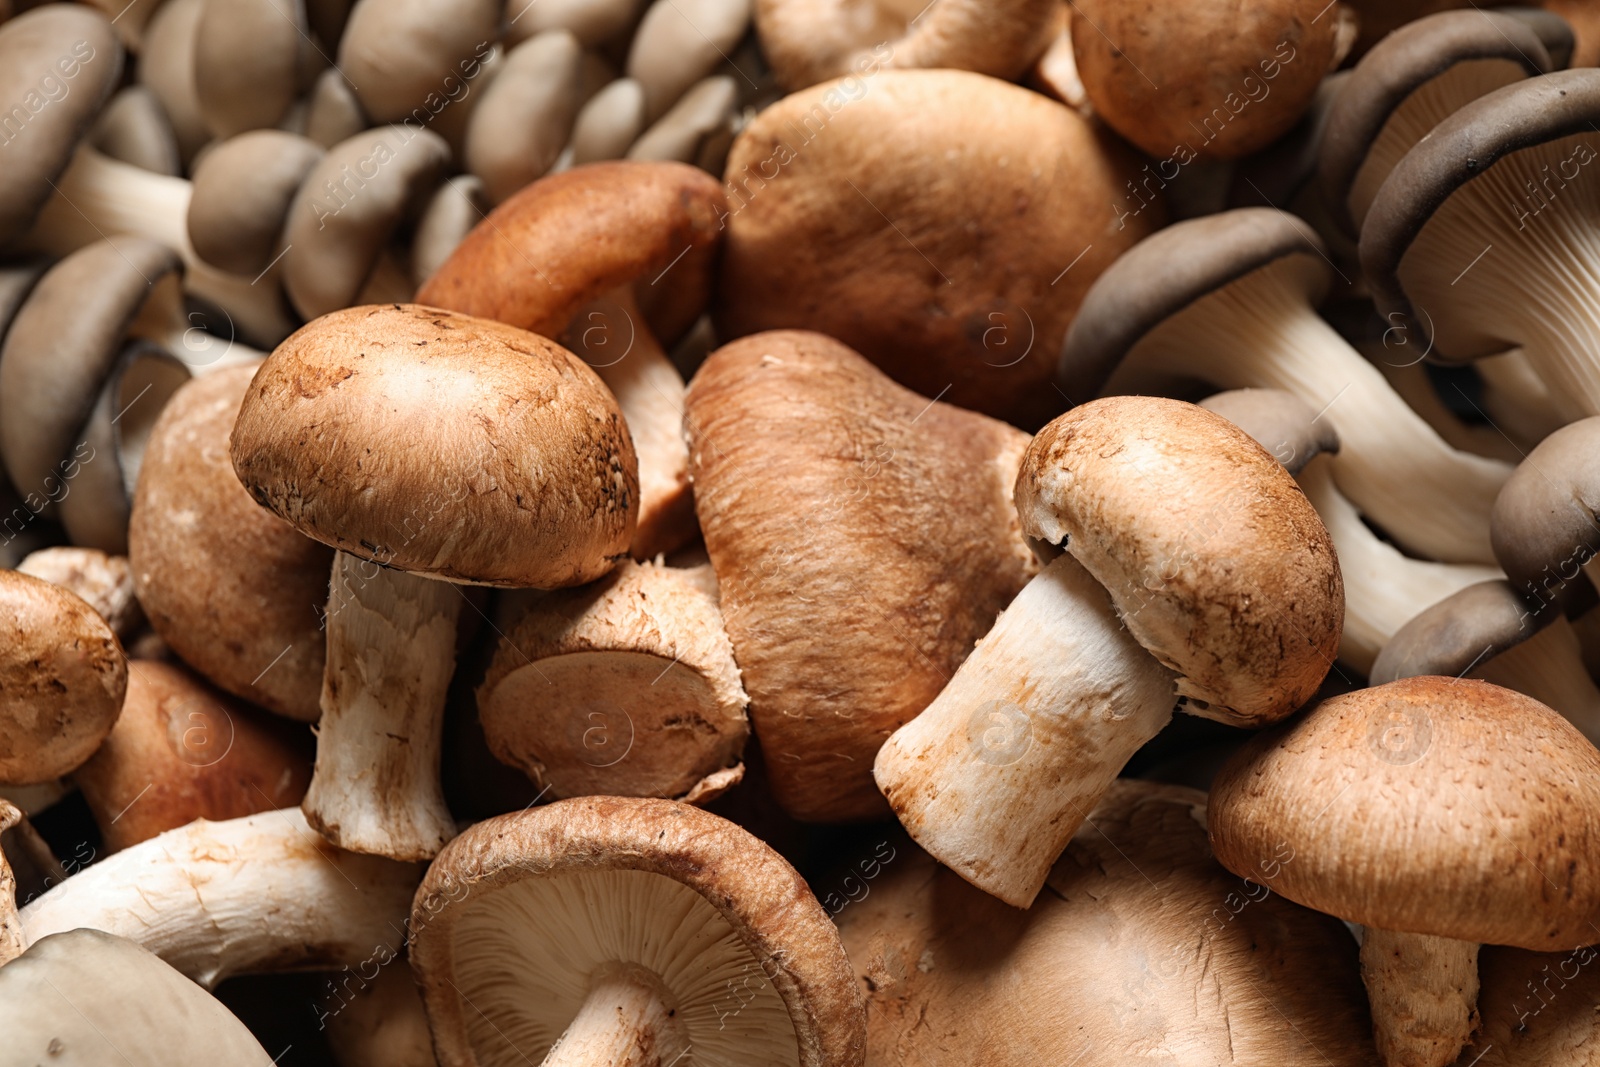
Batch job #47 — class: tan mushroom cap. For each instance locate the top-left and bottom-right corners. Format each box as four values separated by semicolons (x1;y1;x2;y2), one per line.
409;796;866;1067
138;0;210;165
1016;395;1342;726
91;86;182;176
188;130;325;276
1490;416;1600;601
1370;579;1549;685
194;0;316;138
839;782;1375;1065
17;545;141;638
1199;386;1341;476
1210;676;1600;950
715;68;1153;426
337;0;499;124
230;303;637;588
0;568;126;785
462;29;585;205
685;330;1038;821
0;6;122;246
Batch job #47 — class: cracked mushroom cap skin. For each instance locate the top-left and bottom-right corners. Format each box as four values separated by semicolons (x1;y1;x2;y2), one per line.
0;568;126;785
1210;676;1600;949
1015;396;1342;726
1490;416;1600;606
685;331;1038;822
409;796;867;1067
0;6;122;247
715;68;1154;428
229;304;638;588
839;781;1375;1066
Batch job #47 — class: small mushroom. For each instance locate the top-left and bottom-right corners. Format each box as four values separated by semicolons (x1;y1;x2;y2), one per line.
187;130;325;277
90;85;183;176
625;0;751;121
1488;416;1600;617
567;77;647;165
337;0;499;124
463;30;585;204
627;74;739;166
478;560;748;804
408;796;867;1066
194;0;319;138
16;545;141;639
306;67;370;147
0;798;24;962
139;0;211;165
1198;386;1342;475
410;174;487;287
504;0;642;48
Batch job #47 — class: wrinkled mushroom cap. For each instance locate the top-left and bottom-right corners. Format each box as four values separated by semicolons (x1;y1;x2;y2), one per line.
188;130;325;276
230;304;637;587
1370;579;1547;684
1199;387;1340;475
410;796;866;1067
1016;395;1342;726
1210;676;1600;949
0;568;126;784
1490;416;1600;599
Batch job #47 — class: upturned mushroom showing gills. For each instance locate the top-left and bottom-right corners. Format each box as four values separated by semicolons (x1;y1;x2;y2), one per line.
408;796;866;1067
1363;69;1600;424
684;330;1038;823
874;395;1342;907
1210;676;1600;1067
1068;207;1511;565
230;304;638;861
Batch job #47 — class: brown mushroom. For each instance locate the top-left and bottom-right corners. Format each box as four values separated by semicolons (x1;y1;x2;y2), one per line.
16;545;141;639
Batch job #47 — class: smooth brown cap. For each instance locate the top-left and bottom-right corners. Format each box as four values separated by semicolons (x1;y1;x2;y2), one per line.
0;568;126;784
1498;6;1578;68
188;130;325;276
1490;416;1600;602
1016;395;1342;726
230;303;638;587
1199;387;1341;475
1370;579;1549;684
194;0;313;138
1056;207;1327;401
409;796;866;1067
336;0;498;124
685;330;1038;821
1210;675;1600;949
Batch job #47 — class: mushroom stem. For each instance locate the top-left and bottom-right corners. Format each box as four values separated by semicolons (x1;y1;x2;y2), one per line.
1477;350;1567;449
0;799;25;966
542;965;690;1067
1105;256;1510;564
302;552;463;861
1359;926;1480;1067
1476;616;1600;745
873;551;1176;908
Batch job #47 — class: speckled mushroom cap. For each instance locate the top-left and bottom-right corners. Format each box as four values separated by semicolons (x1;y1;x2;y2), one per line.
229;304;638;588
1370;580;1547;684
130;364;332;721
716;68;1153;427
187;130;325;276
1318;9;1553;237
839;781;1376;1066
0;568;126;785
1056;207;1326;400
1210;676;1600;949
417;160;726;347
1015;395;1342;726
0;6;122;246
409;796;866;1067
1199;387;1341;475
1489;416;1600;600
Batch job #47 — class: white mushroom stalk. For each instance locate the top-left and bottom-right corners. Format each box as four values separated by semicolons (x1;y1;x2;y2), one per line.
1477;349;1569;448
19;807;420;988
0;799;25;966
1359;927;1481;1067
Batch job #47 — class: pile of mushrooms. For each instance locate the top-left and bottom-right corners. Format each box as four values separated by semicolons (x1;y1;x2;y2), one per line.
5;1;1600;1065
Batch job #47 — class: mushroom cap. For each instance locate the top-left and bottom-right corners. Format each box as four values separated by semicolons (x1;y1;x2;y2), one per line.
193;0;311;138
188;130;325;276
1370;579;1548;685
230;303;638;588
1199;387;1341;475
461;29;585;205
1362;68;1600;345
409;796;866;1067
1015;395;1342;726
0;6;122;246
17;545;141;637
73;659;313;852
1500;5;1578;69
1489;416;1600;599
91;85;183;176
1210;675;1600;949
1466;942;1600;1066
715;68;1154;427
1317;9;1552;237
684;330;1038;821
839;781;1375;1065
0;568;126;784
0;929;275;1065
1056;207;1326;400
130;363;332;721
137;0;209;164
417;159;726;347
337;0;499;124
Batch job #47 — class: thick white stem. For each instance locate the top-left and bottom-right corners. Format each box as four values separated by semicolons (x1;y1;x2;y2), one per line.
1476;616;1600;745
303;553;462;861
542;965;689;1067
874;552;1176;908
1361;927;1480;1067
1365;352;1520;463
1477;350;1569;448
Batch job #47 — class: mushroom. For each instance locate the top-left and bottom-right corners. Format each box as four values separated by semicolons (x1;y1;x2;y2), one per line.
837;782;1377;1065
408;795;867;1066
1541;0;1598;66
477;560;748;804
410;174;487;287
567;78;647;165
625;0;751;122
1210;675;1600;1067
1198;386;1342;475
0;798;24;963
72;659;314;852
1319;9;1558;238
324;960;439;1067
90;85;182;176
418;159;722;559
1363;69;1600;424
129;363;333;722
306;67;370;148
1488;415;1600;619
0;929;276;1063
20;806;419;988
1072;207;1511;565
187;130;325;277
753;0;1057;92
684;331;1038;822
1069;0;1353;161
504;0;642;48
627;75;739;169
139;0;211;165
229;304;637;860
1462;942;1600;1066
717;68;1155;427
194;0;319;138
0;568;126;786
463;30;585;204
16;545;141;639
874;395;1342;907
337;0;499;125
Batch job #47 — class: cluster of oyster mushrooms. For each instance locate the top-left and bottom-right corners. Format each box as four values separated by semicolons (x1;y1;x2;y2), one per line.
2;0;1600;1063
